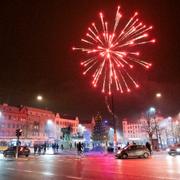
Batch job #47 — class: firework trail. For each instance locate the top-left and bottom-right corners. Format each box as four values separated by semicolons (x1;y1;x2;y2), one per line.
73;6;155;95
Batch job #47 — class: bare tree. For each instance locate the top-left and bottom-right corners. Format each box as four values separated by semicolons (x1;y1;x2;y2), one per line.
141;116;156;144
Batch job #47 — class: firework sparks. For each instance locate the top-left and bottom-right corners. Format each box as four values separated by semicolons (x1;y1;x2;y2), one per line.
73;6;155;95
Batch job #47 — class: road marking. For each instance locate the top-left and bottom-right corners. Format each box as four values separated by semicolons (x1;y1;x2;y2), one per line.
66;176;82;179
42;172;54;176
6;168;15;170
23;170;33;173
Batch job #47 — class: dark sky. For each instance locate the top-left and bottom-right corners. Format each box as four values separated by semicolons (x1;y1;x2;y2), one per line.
0;0;180;122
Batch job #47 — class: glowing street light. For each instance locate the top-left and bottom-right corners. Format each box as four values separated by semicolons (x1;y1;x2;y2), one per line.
156;93;162;98
47;119;53;125
37;95;43;101
149;107;156;114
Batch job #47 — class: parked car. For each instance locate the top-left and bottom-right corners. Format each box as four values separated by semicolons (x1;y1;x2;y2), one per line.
166;144;180;156
115;145;150;159
3;146;30;157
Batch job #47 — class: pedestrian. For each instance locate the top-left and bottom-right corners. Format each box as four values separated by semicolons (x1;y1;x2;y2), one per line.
126;142;129;147
43;143;46;155
52;143;55;153
56;144;59;153
69;142;72;150
74;142;77;148
61;144;64;151
77;142;82;156
146;142;152;155
34;144;37;155
38;145;42;155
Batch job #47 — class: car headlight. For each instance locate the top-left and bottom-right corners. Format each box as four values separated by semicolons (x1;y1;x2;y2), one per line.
166;148;170;152
176;148;180;152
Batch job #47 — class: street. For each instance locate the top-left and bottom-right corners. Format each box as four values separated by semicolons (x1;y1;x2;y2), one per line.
0;153;180;180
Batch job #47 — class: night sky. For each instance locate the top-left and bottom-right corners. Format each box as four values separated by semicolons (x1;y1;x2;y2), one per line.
0;0;180;122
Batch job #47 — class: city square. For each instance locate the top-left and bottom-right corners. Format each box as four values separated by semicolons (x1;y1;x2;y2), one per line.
0;0;180;180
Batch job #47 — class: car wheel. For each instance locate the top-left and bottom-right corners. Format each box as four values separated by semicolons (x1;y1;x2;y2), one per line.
25;154;29;157
122;153;128;159
144;152;149;158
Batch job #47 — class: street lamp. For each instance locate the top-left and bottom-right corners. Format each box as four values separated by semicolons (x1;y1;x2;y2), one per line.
47;119;53;125
149;107;156;114
37;95;43;101
156;93;162;98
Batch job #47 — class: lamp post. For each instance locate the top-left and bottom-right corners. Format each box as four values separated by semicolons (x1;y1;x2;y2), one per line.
149;107;157;139
37;95;43;101
111;94;117;147
156;93;162;99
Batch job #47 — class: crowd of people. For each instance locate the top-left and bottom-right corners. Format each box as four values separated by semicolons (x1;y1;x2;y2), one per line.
33;143;47;155
33;142;78;155
52;143;60;153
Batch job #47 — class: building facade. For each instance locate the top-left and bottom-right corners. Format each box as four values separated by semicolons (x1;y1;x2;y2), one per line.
0;103;79;145
122;118;149;143
122;115;180;148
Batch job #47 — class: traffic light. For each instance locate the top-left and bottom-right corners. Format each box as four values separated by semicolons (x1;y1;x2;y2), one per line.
16;129;22;137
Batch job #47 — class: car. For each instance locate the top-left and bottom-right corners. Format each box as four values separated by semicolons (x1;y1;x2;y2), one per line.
3;146;30;157
166;144;180;156
115;145;150;159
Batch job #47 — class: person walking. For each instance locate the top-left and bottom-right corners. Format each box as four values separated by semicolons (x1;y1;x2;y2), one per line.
43;143;46;155
56;144;59;153
77;142;83;156
146;142;152;155
69;142;72;150
38;145;42;155
34;144;38;155
61;144;64;151
52;143;55;153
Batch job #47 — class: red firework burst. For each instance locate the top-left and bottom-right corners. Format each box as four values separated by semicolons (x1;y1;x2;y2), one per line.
73;6;155;95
